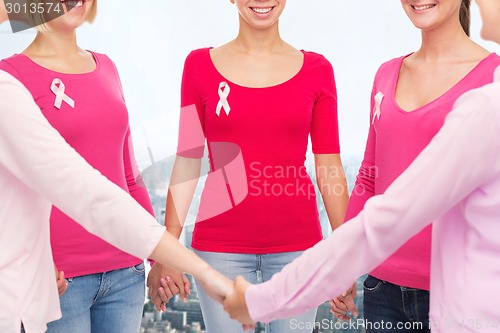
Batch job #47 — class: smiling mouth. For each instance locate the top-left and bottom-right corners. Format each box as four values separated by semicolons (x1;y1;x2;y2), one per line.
60;0;86;8
251;7;274;14
412;4;436;11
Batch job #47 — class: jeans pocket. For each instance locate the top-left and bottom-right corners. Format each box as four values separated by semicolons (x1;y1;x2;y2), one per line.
363;275;383;292
130;262;146;275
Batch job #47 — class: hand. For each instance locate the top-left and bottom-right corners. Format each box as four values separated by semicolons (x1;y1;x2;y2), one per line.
54;264;68;296
147;263;191;312
197;267;233;304
329;283;359;320
224;276;256;330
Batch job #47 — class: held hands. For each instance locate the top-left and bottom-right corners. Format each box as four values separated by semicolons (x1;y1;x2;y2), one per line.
147;263;191;312
330;283;359;320
223;276;256;331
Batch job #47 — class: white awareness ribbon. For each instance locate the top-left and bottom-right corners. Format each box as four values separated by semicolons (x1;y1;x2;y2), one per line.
216;81;231;116
51;78;75;109
372;91;384;124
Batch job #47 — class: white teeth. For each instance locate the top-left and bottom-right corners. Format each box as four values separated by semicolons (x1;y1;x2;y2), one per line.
413;4;435;10
62;0;84;8
252;7;273;14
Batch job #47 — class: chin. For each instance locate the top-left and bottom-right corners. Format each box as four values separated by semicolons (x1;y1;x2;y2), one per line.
480;28;500;44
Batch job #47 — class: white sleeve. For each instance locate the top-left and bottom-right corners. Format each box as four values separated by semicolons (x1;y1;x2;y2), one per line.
246;84;500;322
0;71;165;259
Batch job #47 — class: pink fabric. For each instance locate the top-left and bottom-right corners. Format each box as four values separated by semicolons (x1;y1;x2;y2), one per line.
0;71;164;333
246;66;500;333
178;48;340;254
345;53;500;290
0;52;155;277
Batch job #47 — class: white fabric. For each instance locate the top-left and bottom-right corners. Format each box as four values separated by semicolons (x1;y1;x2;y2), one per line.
0;70;165;333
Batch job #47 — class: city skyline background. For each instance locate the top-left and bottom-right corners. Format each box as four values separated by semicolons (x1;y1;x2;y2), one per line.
1;2;498;332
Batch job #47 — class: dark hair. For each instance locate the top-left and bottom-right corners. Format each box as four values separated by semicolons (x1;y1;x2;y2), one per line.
459;0;471;36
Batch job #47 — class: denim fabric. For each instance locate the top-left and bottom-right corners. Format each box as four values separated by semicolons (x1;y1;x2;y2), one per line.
194;250;317;333
46;262;146;333
363;275;430;333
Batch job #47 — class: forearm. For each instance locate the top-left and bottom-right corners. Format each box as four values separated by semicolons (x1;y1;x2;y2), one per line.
315;154;349;230
245;90;500;322
164;156;201;238
149;232;211;280
317;175;348;230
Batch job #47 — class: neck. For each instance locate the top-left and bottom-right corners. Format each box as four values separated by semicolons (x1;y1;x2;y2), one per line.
29;29;79;56
417;21;471;61
233;18;285;54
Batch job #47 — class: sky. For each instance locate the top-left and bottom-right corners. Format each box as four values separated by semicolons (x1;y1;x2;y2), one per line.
1;0;498;170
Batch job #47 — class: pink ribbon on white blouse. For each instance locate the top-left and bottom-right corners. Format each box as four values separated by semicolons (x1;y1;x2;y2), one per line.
372;92;384;124
216;81;231;116
51;78;75;110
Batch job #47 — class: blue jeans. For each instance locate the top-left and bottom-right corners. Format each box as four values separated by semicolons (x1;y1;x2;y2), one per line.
363;275;430;333
194;250;317;333
46;262;146;333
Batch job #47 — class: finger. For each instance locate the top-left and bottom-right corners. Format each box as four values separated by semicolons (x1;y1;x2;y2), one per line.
160;276;183;304
242;323;256;331
152;294;163;312
329;299;352;320
56;271;67;295
341;295;359;317
149;286;158;301
331;298;349;312
182;274;192;296
172;275;187;301
159;285;173;304
161;276;181;295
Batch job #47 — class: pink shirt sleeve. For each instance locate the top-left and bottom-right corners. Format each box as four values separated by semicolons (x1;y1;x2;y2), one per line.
123;126;155;216
310;57;340;154
245;85;500;322
344;85;377;221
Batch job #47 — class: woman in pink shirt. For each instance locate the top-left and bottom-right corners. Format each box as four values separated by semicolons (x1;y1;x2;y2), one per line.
0;1;189;332
146;0;349;332
0;4;231;333
223;1;500;332
328;0;500;330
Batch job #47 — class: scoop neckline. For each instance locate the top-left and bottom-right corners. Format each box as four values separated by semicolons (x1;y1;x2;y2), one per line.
17;50;100;77
390;52;497;114
206;47;306;89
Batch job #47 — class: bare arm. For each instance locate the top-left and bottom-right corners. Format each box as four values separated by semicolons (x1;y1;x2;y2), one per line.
147;156;202;309
314;153;348;231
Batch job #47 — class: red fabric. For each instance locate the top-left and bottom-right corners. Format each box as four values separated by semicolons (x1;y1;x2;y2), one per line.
0;52;154;277
178;48;340;253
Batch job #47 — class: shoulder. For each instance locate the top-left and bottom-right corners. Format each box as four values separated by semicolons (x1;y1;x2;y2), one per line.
89;51;117;70
1;54;26;67
0;54;28;80
302;51;335;80
476;53;500;77
302;50;333;69
184;47;211;66
374;55;406;79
